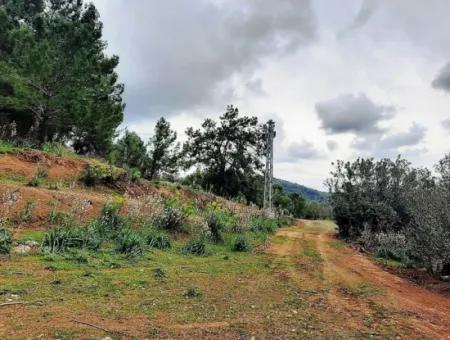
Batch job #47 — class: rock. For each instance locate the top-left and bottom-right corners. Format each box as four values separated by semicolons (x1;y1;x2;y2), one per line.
25;240;39;247
12;245;32;254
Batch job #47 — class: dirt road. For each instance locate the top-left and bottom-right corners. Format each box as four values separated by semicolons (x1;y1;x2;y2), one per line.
269;220;450;339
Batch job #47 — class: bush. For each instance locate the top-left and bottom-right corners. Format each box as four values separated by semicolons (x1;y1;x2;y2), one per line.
41;227;102;253
82;161;126;187
94;199;128;237
157;206;185;233
143;229;171;249
232;235;251;252
115;229;145;256
0;225;12;254
250;216;277;234
375;232;410;263
205;212;224;244
183;287;201;298
182;235;207;256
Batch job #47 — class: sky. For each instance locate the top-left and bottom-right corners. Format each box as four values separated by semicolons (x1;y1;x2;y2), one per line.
92;0;450;190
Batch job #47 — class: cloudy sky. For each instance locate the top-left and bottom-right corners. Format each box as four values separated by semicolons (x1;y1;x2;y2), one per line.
92;0;450;190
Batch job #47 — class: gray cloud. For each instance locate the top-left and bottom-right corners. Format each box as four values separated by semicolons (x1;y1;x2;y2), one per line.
94;0;317;121
315;93;394;135
278;141;322;162
432;63;450;92
353;123;426;158
378;123;426;149
442;119;450;132
338;0;380;38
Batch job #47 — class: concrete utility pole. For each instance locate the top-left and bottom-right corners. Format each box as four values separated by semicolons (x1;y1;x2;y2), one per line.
263;120;275;215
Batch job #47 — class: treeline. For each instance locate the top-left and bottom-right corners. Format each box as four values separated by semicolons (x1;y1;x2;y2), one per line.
327;155;450;276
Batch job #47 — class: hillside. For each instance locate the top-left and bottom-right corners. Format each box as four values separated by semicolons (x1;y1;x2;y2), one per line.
275;178;328;201
0;148;449;338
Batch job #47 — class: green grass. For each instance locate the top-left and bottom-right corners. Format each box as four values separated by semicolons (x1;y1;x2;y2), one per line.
339;283;384;297
0;140;17;154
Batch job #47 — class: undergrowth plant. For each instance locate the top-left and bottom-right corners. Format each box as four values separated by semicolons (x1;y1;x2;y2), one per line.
0;224;12;254
142;229;171;249
182;235;207;256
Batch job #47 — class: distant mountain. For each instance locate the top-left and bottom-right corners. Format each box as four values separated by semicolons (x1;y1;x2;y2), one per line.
275;178;328;202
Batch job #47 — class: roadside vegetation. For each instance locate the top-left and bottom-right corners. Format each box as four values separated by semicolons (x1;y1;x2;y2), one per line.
327;155;450;277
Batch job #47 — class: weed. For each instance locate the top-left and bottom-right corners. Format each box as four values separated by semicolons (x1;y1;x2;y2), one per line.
205;212;224;244
182;235;207;256
15;198;36;223
0;224;12;254
143;229;171;249
157;206;185;233
41;227;102;253
232;235;251;252
115;229;145;256
183;287;201;298
27;166;48;187
250;216;278;234
154;267;166;279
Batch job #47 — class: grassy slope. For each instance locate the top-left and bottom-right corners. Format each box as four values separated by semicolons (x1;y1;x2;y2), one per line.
1;145;449;338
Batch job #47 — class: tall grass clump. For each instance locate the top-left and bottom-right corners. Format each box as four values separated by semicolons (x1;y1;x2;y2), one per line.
115;229;145;256
182;235;207;256
232;235;251;252
204;212;224;244
142;229;171;249
28;166;48;187
41;227;102;253
0;224;12;254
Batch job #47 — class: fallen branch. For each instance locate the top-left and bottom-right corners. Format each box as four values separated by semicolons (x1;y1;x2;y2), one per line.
70;319;130;337
0;300;43;307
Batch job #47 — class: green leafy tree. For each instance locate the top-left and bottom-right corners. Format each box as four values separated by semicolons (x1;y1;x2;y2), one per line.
183;105;265;201
0;0;124;154
110;130;147;172
145;117;179;180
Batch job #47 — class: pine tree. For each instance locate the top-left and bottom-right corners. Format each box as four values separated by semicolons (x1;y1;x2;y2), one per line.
146;118;179;180
0;0;124;154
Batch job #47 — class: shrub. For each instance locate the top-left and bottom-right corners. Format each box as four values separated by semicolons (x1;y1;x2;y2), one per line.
250;216;277;234
0;225;12;254
143;229;171;249
82;161;126;187
182;235;207;256
232;235;251;252
115;229;145;256
41;227;102;253
157;206;185;233
183;287;201;298
205;212;224;244
94;199;128;237
375;232;410;263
